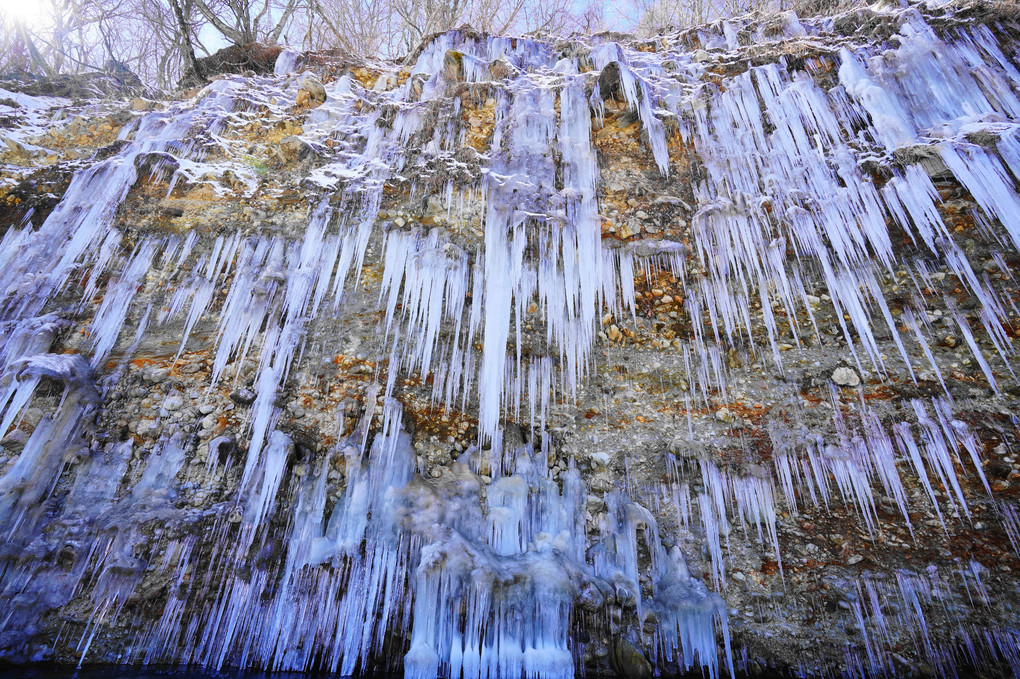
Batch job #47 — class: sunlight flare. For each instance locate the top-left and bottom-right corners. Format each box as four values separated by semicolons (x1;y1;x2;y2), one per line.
0;0;50;27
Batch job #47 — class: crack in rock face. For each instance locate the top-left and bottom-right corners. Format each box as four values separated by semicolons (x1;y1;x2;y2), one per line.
2;2;1020;677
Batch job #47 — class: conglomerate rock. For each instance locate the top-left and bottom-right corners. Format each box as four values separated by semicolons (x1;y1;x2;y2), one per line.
2;2;1020;677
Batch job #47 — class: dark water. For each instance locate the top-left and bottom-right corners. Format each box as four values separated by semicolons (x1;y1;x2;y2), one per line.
0;669;391;679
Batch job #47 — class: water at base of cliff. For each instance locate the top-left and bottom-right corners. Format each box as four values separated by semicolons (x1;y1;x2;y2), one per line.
0;668;397;679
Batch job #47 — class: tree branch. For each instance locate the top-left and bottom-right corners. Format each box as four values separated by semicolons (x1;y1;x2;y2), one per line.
189;0;247;44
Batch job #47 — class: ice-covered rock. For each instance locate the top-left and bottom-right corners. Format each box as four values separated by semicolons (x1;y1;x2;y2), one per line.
0;2;1020;677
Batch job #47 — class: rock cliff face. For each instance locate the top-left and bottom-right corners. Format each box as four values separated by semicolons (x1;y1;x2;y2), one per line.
2;2;1020;677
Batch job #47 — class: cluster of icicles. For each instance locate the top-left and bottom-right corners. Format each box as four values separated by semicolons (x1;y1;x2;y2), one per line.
2;2;1020;677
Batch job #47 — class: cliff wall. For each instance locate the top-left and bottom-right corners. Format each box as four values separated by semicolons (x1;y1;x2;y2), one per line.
2;2;1020;676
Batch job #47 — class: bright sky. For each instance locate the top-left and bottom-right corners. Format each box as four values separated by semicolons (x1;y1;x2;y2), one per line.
0;0;640;53
0;0;50;26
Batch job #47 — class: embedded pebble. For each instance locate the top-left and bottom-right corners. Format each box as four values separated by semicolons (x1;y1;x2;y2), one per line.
831;367;860;387
230;389;257;405
162;395;183;411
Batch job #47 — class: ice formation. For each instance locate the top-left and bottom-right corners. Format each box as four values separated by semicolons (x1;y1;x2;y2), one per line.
1;2;1020;677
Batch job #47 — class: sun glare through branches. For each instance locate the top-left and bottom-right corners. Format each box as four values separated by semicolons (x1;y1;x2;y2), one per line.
0;0;50;27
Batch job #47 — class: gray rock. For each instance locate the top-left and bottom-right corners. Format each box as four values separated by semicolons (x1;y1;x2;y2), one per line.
3;137;33;157
610;637;653;679
133;419;157;436
230;389;257;406
575;580;606;612
162;395;184;411
831;367;860;387
372;73;396;91
1;429;29;446
443;50;463;81
598;61;622;101
301;77;327;104
489;58;513;80
277;135;313;164
22;407;44;427
130;97;154;112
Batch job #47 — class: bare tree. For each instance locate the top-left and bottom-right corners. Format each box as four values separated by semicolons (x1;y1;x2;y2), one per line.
384;0;574;51
0;0;617;91
0;16;32;76
301;0;402;55
168;0;201;78
388;0;468;47
9;18;56;76
189;0;301;44
777;0;858;13
632;0;858;35
631;0;717;35
565;0;605;35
